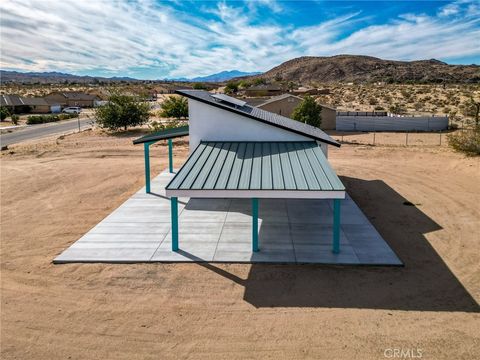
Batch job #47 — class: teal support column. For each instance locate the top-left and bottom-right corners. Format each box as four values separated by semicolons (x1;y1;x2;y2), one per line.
171;197;179;251
144;142;151;193
252;198;259;252
168;139;173;173
333;199;341;254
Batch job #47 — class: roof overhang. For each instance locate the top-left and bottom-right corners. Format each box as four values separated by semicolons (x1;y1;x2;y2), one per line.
165;141;345;200
133;125;189;145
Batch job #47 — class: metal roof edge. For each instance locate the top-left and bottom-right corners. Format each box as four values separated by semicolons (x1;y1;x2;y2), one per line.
133;125;189;145
175;90;340;147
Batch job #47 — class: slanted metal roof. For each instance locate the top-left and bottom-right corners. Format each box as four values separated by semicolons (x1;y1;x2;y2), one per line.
165;141;345;199
176;90;340;147
133;125;189;145
1;94;25;107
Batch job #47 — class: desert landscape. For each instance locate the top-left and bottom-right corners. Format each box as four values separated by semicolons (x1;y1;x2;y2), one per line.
2;0;480;358
2;82;479;129
1;130;479;359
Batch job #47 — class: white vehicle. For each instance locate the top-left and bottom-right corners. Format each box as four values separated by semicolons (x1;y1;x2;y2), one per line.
62;107;82;114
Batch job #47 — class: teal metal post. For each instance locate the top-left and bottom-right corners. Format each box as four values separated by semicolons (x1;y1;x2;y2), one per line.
333;199;341;254
144;142;151;193
252;198;259;252
171;197;179;251
168;139;173;173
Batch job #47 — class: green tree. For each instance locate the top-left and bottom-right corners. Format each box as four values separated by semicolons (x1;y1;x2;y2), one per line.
0;107;9;121
160;96;188;119
95;91;150;131
225;81;239;94
291;96;322;128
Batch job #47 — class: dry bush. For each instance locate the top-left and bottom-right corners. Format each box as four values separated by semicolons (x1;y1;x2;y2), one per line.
447;127;480;156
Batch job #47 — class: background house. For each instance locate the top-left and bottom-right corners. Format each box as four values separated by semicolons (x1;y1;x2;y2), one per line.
248;93;337;131
0;94;30;114
255;94;302;117
243;84;283;97
316;102;337;130
44;92;99;107
21;97;50;113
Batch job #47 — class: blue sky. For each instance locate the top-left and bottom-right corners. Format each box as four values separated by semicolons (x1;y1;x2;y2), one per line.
1;0;479;79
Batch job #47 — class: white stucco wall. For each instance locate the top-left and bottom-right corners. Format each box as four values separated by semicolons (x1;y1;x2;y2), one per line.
188;99;329;157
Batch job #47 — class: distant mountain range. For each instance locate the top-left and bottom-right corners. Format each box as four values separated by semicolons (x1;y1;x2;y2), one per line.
190;70;261;82
241;55;480;83
0;70;140;84
0;69;260;84
1;56;479;85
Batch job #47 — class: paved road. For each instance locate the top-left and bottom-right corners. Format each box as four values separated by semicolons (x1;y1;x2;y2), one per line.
0;117;94;146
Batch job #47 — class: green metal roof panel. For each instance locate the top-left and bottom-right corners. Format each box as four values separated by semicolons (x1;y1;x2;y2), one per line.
166;141;345;193
203;143;231;189
133;125;189;145
250;144;262;190
167;142;206;189
260;143;273;190
179;143;214;189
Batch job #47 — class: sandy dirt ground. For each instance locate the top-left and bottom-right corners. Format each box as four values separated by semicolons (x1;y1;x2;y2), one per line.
1;130;479;359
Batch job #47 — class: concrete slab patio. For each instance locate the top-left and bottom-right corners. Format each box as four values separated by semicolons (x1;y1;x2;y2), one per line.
54;170;402;265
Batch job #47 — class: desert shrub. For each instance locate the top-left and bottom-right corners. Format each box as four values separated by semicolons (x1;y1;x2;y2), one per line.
253;78;266;86
10;114;19;125
159;96;188;119
26;113;77;124
414;102;423;111
368;97;378;105
238;80;251;89
192;83;207;90
447;127;480;156
58;113;79;120
225;81;239;94
0;107;9;121
462;98;480;126
149;119;182;133
95;91;150;131
389;103;406;114
291;95;322;128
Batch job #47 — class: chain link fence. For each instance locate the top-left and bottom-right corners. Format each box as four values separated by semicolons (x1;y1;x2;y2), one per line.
330;131;455;147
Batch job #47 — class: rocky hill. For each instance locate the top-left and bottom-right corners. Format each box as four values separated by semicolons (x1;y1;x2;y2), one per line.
249;55;480;84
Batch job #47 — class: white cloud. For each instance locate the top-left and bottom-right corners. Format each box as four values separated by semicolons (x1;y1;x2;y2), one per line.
0;0;478;78
439;3;460;17
290;5;480;63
